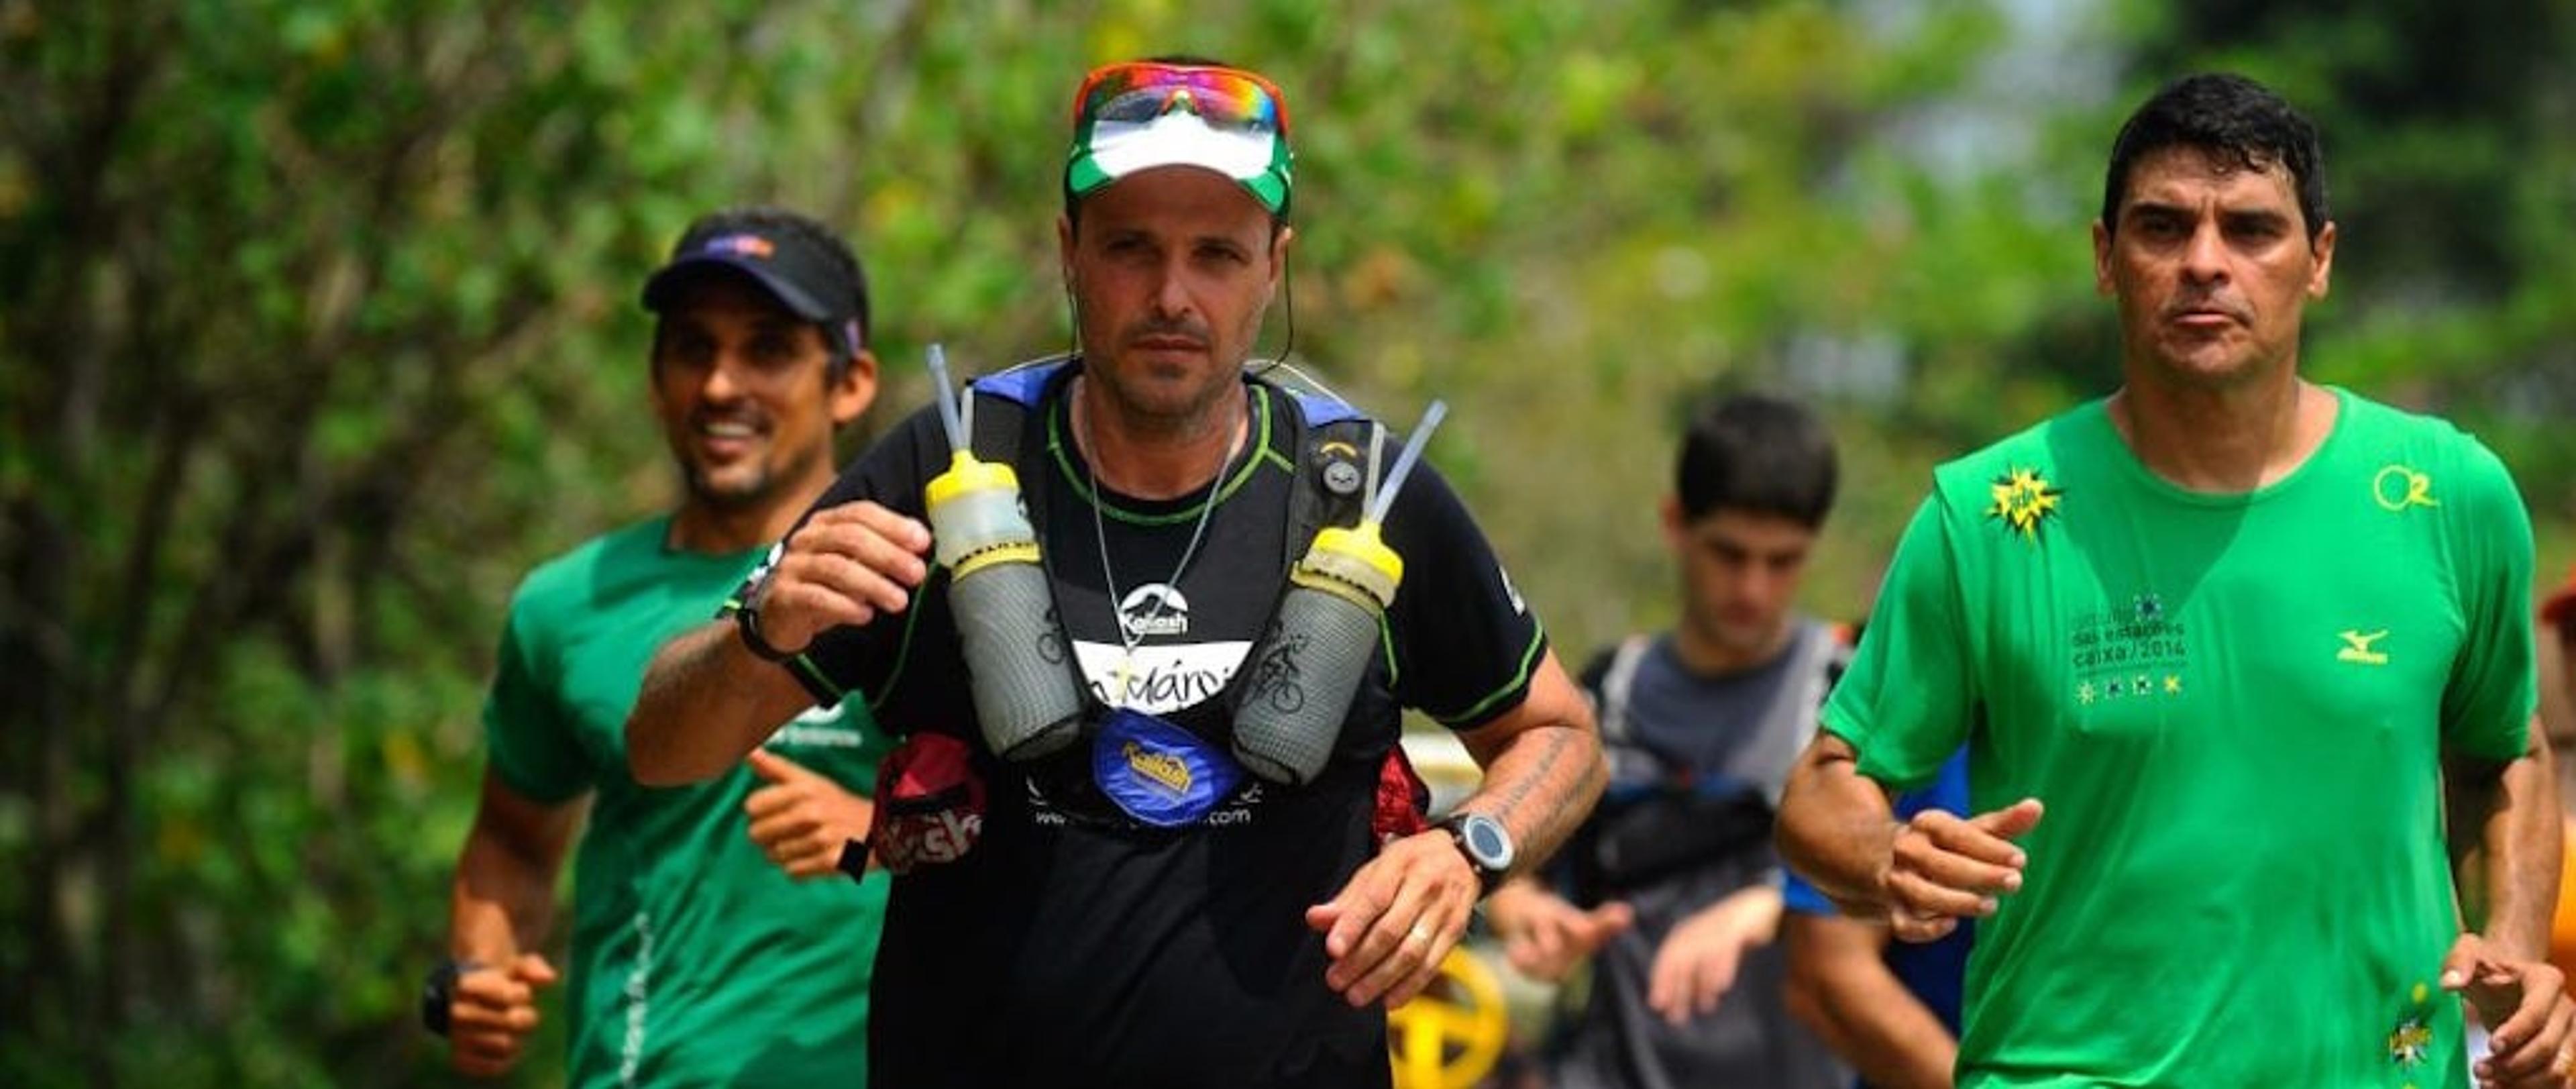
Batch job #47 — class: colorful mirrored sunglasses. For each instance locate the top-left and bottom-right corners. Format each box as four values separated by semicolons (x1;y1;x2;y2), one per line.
1071;62;1291;138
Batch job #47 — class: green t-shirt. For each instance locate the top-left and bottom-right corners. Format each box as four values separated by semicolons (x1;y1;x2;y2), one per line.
484;516;894;1087
1827;388;2536;1088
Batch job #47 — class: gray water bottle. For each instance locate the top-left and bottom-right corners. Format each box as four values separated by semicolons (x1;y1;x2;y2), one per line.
926;451;1085;760
1233;523;1403;785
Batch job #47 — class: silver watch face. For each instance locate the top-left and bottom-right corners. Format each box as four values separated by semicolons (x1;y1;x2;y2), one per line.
1458;813;1514;871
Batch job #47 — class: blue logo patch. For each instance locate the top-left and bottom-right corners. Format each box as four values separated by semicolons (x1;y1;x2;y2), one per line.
1093;708;1245;827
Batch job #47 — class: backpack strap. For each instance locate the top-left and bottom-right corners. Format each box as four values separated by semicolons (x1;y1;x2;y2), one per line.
1272;382;1377;570
1754;620;1843;803
963;356;1069;460
965;355;1075;533
968;359;1377;548
1593;634;1655;745
967;356;1067;416
958;358;1387;703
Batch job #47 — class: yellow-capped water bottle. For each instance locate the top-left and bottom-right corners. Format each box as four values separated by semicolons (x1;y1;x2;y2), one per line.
1234;523;1403;785
1234;401;1445;786
923;347;1084;760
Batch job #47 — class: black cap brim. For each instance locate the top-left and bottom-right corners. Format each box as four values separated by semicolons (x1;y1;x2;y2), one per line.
640;254;835;322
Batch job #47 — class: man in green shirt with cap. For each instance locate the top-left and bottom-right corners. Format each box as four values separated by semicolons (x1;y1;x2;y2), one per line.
432;207;894;1085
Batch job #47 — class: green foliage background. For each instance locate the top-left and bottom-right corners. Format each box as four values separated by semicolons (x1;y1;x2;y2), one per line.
5;1;2570;1083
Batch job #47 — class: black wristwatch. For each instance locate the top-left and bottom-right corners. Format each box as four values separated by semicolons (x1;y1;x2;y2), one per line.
733;593;802;662
420;958;472;1037
1437;811;1516;897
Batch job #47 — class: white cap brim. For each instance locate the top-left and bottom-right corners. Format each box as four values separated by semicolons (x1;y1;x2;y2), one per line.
1087;111;1276;183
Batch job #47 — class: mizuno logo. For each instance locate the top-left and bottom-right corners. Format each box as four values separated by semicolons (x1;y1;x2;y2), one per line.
2337;629;2390;666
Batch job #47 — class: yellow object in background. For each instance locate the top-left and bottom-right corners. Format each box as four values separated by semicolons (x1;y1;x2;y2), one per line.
1389;948;1511;1089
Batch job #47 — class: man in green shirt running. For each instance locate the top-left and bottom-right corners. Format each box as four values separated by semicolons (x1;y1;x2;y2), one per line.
431;207;895;1084
1778;72;2575;1088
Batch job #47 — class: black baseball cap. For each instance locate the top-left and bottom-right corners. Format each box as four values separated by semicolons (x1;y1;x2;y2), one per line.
640;217;869;357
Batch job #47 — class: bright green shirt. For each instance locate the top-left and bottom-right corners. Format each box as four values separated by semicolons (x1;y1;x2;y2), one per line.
1827;389;2536;1088
484;517;894;1087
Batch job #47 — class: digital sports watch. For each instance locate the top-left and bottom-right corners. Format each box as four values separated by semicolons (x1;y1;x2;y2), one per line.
1436;811;1515;897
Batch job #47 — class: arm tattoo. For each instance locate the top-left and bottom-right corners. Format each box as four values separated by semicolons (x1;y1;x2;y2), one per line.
1481;727;1599;866
1493;729;1572;817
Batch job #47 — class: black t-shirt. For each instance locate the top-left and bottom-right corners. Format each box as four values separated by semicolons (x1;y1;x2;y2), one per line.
762;364;1547;1088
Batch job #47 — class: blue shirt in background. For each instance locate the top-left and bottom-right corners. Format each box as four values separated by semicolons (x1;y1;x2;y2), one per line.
1781;748;1974;1068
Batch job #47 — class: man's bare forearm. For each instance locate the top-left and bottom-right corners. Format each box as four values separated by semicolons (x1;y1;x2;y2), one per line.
1784;915;1957;1089
2448;716;2561;958
451;835;559;966
449;778;580;964
1813;984;1957;1089
1777;734;1904;911
1446;650;1605;876
626;621;816;785
1459;720;1604;872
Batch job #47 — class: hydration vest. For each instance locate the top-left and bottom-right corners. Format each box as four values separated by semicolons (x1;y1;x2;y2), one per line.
964;356;1379;589
960;356;1398;823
